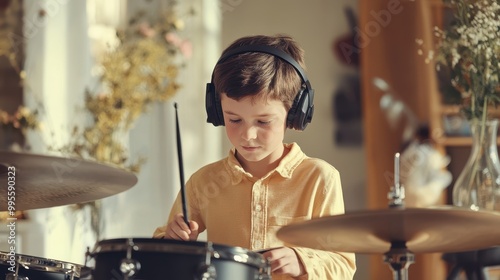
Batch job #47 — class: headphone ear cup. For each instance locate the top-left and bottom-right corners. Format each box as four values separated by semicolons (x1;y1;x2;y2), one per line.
287;87;314;130
205;83;224;126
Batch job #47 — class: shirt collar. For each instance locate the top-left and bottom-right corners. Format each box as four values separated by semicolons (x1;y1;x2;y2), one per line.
224;142;306;184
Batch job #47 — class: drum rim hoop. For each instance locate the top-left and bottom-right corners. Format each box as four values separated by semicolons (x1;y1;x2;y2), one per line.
92;238;267;268
0;251;82;276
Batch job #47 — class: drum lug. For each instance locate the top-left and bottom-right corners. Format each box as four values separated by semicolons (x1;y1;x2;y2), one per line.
197;265;216;280
196;241;217;280
255;259;272;280
120;258;142;278
258;275;272;280
84;246;92;265
120;238;142;279
82;246;94;279
258;258;272;280
5;259;27;280
6;273;29;280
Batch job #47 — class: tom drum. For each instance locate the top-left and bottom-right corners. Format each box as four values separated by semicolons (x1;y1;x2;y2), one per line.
89;238;271;279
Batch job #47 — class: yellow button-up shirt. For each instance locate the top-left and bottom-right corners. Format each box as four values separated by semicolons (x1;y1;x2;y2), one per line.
154;142;356;279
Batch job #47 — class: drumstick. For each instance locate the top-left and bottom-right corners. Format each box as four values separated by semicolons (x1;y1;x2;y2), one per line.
174;103;189;226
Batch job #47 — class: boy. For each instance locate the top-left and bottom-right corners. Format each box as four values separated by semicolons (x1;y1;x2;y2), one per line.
153;34;356;279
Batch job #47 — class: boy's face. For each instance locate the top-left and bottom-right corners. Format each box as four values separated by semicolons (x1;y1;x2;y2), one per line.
220;93;287;166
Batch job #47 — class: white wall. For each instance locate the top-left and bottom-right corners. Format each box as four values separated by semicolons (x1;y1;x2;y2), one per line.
20;0;221;266
219;1;368;278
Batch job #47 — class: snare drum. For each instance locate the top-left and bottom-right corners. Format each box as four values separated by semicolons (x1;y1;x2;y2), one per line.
0;251;82;280
90;238;271;280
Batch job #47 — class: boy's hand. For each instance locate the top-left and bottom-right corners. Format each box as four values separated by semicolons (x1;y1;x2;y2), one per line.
165;213;199;241
261;247;305;277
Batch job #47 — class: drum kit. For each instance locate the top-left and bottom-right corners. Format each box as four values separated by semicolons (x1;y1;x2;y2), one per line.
1;151;500;280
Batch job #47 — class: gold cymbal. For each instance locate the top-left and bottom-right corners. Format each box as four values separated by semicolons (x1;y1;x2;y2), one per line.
0;151;138;211
277;206;500;254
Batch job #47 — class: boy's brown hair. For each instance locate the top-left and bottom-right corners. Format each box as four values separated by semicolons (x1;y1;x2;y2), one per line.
213;34;306;111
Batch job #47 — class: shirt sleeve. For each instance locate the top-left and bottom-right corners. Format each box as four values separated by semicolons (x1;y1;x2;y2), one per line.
290;166;356;279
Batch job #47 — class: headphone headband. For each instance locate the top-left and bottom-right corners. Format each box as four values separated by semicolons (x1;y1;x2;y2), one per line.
212;45;312;91
205;44;315;130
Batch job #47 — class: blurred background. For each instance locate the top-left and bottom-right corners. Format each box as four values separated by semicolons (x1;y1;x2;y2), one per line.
1;0;497;279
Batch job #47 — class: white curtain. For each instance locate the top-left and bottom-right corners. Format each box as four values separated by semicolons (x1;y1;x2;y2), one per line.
22;0;221;266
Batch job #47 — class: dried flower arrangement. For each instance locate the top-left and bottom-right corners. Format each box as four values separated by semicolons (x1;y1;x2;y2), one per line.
58;3;194;239
0;106;39;133
56;2;193;173
434;0;500;122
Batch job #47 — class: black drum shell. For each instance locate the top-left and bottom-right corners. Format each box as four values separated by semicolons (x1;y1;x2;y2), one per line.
91;238;269;280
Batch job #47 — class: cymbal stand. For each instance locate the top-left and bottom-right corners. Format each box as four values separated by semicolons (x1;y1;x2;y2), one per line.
383;153;415;280
384;241;415;280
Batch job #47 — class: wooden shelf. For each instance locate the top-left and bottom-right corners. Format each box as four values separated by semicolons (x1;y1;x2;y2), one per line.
436;105;500;146
437;136;472;146
440;105;461;114
437;136;500;146
440;105;500;116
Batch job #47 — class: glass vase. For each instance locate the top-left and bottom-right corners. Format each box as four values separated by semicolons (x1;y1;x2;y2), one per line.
452;119;500;211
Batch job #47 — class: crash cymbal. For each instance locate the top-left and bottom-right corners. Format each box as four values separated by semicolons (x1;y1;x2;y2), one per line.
277;206;500;254
0;151;138;211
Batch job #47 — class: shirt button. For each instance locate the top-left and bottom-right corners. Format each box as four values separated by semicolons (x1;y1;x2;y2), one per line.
255;204;262;211
255;241;262;248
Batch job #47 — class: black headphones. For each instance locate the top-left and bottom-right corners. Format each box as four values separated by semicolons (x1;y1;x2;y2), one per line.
205;45;315;131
